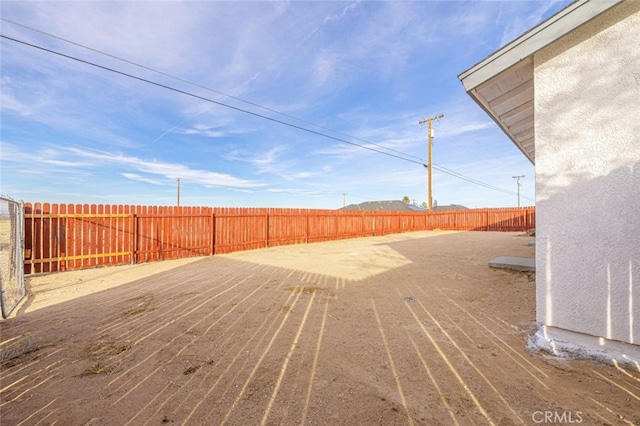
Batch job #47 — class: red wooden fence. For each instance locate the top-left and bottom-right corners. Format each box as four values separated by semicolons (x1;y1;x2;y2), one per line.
23;203;534;275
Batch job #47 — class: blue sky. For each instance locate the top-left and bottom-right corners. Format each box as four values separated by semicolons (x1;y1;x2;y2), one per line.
1;1;570;209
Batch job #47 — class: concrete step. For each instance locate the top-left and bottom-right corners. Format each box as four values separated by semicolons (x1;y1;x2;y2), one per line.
489;256;535;272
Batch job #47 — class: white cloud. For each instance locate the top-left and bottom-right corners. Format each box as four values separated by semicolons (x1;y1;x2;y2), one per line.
0;91;33;117
66;147;264;189
498;1;569;47
324;1;361;25
251;146;287;169
1;1;544;208
222;145;312;180
266;188;324;197
282;171;315;180
295;1;361;48
312;51;339;88
2;142;263;190
438;121;496;139
1;143;91;168
182;128;229;139
121;173;162;185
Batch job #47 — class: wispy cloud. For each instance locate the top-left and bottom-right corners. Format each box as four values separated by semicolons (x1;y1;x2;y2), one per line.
2;142;263;190
221;145;318;181
441;121;496;138
121;173;163;185
266;188;324;196
0;0;551;207
182;127;233;139
296;1;361;48
0;90;33;117
498;1;568;47
67;147;264;189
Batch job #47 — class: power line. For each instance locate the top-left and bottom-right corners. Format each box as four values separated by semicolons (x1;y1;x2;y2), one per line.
1;18;425;163
512;175;525;207
432;163;534;201
1;34;426;166
346;193;377;201
1;29;534;202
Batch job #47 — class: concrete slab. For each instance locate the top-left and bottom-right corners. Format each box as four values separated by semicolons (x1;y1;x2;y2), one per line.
489;256;536;272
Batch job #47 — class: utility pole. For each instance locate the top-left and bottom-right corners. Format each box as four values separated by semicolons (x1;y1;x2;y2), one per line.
419;113;444;212
512;175;524;208
176;178;181;207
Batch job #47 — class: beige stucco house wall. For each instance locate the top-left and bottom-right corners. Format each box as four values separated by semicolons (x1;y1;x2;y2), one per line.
459;0;639;364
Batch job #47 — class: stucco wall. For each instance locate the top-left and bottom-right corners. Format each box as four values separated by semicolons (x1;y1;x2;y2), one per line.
534;1;640;347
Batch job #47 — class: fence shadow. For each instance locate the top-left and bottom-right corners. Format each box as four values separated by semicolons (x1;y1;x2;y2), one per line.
2;231;636;425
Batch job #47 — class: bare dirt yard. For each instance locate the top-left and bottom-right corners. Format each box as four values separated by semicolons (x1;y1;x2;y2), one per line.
1;231;638;425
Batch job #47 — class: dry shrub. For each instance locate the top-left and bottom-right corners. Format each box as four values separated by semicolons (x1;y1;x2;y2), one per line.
285;286;336;297
81;340;131;376
183;365;199;375
83;361;118;375
0;334;51;368
279;305;293;313
86;341;130;358
121;306;156;316
170;291;196;300
122;293;155;316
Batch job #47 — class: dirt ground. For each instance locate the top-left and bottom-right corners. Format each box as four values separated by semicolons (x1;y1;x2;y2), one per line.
1;231;638;425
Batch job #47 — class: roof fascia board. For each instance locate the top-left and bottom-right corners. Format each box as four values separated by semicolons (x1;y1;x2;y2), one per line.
458;0;623;91
467;87;535;164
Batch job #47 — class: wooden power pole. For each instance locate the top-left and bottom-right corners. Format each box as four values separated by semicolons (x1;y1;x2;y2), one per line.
512;175;525;208
176;178;181;207
419;114;444;211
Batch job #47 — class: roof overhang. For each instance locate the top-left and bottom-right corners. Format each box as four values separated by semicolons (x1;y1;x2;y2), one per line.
458;0;624;164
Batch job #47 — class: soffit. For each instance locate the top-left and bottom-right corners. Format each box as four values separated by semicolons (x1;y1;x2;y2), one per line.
458;0;624;165
469;59;535;163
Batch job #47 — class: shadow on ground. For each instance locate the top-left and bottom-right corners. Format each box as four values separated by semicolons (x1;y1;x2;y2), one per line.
1;231;638;425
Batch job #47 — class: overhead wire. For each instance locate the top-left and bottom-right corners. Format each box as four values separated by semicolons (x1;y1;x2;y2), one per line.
1;26;532;201
0;34;426;166
345;193;377;201
0;18;425;163
432;163;534;201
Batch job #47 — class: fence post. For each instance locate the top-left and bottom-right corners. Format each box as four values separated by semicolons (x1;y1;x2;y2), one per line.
208;209;213;256
211;210;216;255
19;203;537;275
372;212;376;236
131;212;137;265
266;208;270;248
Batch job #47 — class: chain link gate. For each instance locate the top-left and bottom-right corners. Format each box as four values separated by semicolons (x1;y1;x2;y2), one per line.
0;196;26;319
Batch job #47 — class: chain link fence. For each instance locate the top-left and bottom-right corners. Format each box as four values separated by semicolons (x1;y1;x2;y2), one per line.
0;196;25;318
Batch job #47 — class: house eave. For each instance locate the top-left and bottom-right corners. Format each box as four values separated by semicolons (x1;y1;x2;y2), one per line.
458;0;624;165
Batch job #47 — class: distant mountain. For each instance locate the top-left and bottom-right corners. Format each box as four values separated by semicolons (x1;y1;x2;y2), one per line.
339;200;426;212
432;204;468;211
339;200;468;212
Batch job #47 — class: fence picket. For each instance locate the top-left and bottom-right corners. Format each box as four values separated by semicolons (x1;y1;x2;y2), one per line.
21;204;534;274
